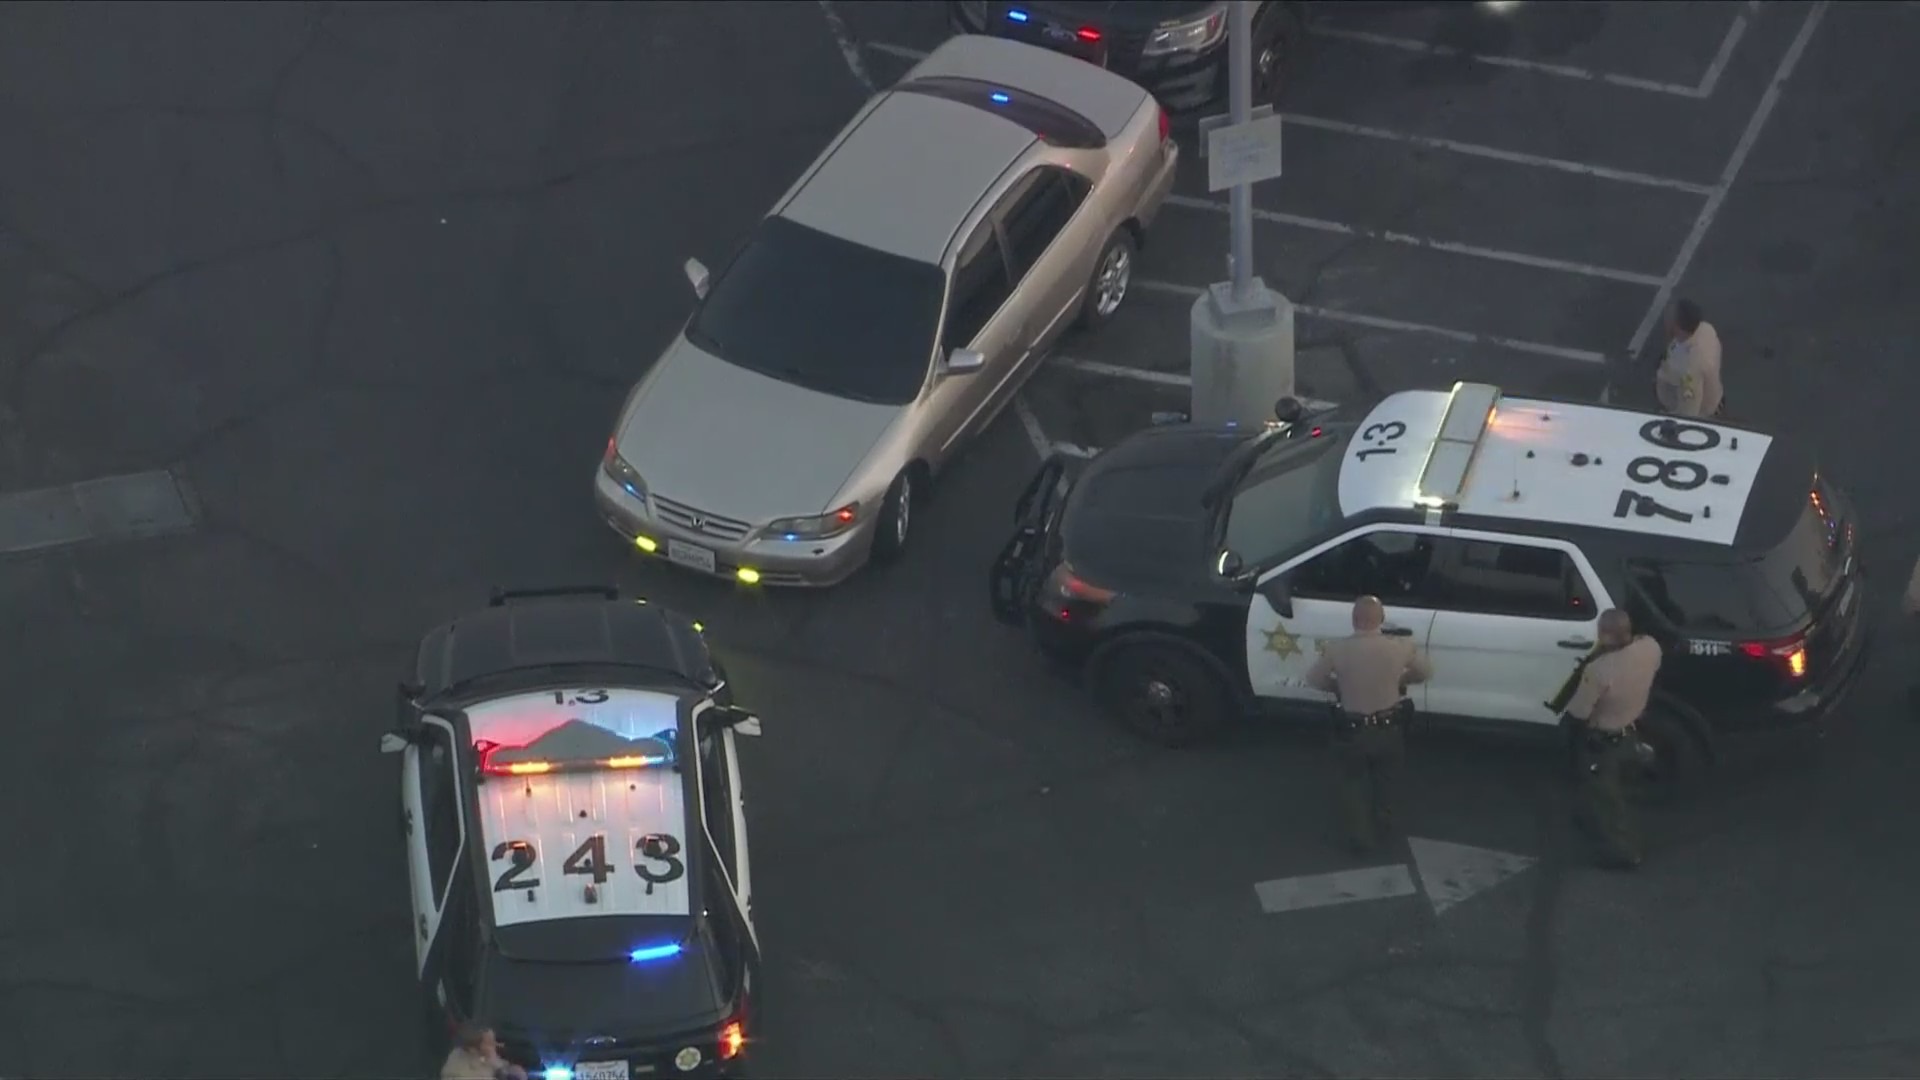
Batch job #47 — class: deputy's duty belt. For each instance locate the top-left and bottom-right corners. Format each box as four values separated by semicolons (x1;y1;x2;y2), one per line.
1340;705;1404;728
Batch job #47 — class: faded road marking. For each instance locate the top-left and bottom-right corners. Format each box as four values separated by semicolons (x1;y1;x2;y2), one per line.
1255;864;1419;914
0;469;198;555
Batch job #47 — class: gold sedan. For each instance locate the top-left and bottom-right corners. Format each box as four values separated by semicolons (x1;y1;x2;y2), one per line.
595;34;1178;586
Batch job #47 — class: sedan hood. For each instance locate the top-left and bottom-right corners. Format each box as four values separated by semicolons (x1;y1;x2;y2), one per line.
1059;424;1246;590
617;336;904;524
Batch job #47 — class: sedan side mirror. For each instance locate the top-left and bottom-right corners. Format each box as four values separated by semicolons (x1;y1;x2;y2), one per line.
1257;576;1293;618
684;257;711;300
944;348;986;374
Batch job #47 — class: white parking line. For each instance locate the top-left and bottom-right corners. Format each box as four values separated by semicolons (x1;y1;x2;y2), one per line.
1275;113;1715;195
815;1;877;91
1695;6;1753;97
1163;194;1664;286
1013;394;1092;458
1308;25;1709;96
1134;278;1609;365
1627;2;1828;356
1048;355;1340;407
866;41;929;61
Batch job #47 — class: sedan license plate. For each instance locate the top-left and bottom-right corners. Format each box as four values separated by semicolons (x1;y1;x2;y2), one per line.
576;1063;627;1080
666;539;717;574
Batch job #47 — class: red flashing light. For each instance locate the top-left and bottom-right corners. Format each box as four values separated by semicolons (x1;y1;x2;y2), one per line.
719;1019;747;1060
1076;26;1101;43
1309;426;1323;437
834;506;857;524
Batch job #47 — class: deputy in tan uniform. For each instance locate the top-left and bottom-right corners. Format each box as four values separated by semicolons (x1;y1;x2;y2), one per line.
441;1023;527;1080
1561;608;1662;869
1654;298;1724;419
1306;595;1434;852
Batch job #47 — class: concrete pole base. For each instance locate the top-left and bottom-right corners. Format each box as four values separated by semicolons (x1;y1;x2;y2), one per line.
1189;278;1296;428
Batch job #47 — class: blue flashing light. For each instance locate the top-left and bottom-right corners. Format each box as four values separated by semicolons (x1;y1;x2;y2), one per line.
782;532;798;541
629;941;683;963
989;91;1010;104
1007;9;1029;22
543;1069;574;1080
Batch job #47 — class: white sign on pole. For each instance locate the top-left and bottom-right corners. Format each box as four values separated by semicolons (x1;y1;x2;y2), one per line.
1196;104;1273;158
1206;112;1285;192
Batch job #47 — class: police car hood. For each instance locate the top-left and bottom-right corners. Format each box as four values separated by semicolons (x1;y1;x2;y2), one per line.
485;920;731;1040
1059;425;1245;589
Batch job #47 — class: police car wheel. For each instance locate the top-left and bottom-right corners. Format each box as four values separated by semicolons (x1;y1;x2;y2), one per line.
1631;705;1705;796
1089;642;1229;747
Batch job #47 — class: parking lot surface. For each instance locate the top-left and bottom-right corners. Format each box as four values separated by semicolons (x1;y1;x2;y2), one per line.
3;1;1919;1077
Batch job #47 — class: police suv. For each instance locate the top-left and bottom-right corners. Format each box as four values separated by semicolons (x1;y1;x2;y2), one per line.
991;382;1868;773
382;586;762;1080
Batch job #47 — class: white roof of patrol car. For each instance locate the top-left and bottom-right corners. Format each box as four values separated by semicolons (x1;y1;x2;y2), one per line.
1336;384;1774;547
465;688;694;926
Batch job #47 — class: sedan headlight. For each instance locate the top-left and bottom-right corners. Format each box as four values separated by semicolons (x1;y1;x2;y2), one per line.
767;504;859;541
602;438;647;503
1143;4;1227;55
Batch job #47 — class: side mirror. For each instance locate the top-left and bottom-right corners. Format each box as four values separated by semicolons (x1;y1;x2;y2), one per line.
684;257;710;300
705;705;763;736
1257;576;1293;618
943;348;987;375
379;731;412;755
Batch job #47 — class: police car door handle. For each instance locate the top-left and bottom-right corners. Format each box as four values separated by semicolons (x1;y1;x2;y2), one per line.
1382;625;1413;637
1558;637;1594;650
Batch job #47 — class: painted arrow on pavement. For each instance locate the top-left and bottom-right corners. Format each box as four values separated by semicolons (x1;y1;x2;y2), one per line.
1253;837;1536;917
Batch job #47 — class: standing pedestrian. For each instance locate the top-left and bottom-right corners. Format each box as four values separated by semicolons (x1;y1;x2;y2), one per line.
441;1023;528;1080
1561;609;1663;869
1306;595;1434;853
1654;298;1724;419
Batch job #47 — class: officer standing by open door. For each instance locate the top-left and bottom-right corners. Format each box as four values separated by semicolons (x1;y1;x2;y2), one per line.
1561;608;1663;869
1306;595;1433;853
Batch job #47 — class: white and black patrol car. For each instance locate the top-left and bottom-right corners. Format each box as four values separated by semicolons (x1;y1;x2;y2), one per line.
991;382;1868;773
382;585;762;1080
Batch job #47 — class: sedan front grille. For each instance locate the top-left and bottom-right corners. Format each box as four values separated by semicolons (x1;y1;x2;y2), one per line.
652;494;752;542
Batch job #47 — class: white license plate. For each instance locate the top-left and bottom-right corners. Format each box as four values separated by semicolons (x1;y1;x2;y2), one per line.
666;539;717;574
576;1062;627;1080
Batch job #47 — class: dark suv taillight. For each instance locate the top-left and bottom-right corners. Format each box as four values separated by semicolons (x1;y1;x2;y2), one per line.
1738;632;1809;679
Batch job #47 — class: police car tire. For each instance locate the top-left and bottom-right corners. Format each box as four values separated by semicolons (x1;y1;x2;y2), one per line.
1634;699;1709;794
1087;637;1234;747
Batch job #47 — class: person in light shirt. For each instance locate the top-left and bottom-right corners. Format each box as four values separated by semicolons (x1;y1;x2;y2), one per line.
441;1023;528;1080
1654;298;1724;419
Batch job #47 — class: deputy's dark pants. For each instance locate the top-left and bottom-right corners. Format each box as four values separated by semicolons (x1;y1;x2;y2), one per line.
1573;731;1643;866
1332;715;1405;850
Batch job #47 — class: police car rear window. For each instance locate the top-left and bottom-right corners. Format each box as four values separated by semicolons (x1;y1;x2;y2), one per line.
1626;489;1844;635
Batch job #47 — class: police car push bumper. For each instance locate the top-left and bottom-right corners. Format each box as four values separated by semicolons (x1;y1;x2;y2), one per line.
594;467;875;588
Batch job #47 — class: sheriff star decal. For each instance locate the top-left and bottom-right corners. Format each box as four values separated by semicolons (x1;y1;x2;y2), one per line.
1263;624;1303;660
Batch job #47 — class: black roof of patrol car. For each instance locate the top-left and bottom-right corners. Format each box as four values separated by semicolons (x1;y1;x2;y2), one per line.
413;585;718;701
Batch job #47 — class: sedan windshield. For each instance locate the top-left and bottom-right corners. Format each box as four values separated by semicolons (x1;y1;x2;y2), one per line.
686;216;946;406
1219;429;1349;566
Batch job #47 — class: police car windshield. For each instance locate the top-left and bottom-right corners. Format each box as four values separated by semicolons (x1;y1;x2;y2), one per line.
1218;427;1349;565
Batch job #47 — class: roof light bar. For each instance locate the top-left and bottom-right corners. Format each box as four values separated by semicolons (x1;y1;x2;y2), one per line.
481;752;670;777
1415;381;1503;507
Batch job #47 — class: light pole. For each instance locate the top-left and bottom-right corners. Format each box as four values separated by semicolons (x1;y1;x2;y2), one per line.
1189;0;1295;428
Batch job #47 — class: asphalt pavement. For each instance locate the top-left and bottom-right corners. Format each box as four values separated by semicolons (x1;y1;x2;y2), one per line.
2;1;1918;1077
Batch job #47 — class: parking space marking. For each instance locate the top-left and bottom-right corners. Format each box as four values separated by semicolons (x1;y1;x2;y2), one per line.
1013;394;1092;458
816;0;877;91
1627;1;1829;356
1135;278;1610;365
1309;8;1755;99
1255;864;1419;914
1276;113;1715;195
1163;194;1665;286
0;469;198;555
866;41;928;61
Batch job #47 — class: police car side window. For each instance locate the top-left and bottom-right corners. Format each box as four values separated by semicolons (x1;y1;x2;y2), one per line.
418;728;463;898
1290;530;1437;603
699;733;737;878
1433;539;1594;621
